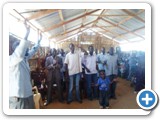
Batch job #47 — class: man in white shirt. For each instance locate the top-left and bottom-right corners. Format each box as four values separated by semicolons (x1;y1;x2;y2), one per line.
106;47;118;99
9;22;42;109
64;43;82;104
82;45;98;100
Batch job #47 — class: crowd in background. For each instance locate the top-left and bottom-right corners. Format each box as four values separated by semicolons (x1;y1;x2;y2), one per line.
32;44;145;108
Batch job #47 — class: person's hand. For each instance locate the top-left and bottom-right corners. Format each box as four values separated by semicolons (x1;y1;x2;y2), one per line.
24;21;30;34
37;30;42;44
113;78;118;82
24;21;30;40
103;61;107;66
65;71;69;80
95;84;98;87
86;68;91;73
55;64;60;68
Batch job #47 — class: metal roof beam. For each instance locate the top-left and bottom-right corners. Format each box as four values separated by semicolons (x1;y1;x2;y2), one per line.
122;9;145;23
27;9;59;20
96;25;130;42
101;17;145;39
43;9;101;32
49;20;96;39
118;9;144;25
56;28;88;43
58;10;66;34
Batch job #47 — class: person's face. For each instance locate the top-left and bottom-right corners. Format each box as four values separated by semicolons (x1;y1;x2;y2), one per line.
109;47;114;55
57;49;60;55
101;47;105;54
100;71;105;79
50;49;53;55
89;46;94;55
52;49;57;56
69;44;75;53
60;49;64;55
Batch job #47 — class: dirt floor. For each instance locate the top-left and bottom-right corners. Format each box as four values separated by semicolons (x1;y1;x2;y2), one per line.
42;78;140;109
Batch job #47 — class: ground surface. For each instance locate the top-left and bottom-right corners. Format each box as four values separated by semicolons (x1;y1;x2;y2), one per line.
43;78;140;109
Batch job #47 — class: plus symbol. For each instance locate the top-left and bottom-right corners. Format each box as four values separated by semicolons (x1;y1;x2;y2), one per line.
142;93;153;105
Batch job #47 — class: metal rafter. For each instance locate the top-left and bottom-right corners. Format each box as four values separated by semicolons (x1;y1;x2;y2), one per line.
58;10;66;34
89;14;130;17
96;25;130;42
57;28;88;43
43;9;101;32
49;20;96;39
101;17;145;39
118;9;145;25
113;26;145;39
79;9;88;33
92;9;106;27
27;9;59;20
122;9;145;23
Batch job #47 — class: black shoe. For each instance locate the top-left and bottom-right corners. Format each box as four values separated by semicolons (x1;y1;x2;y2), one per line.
112;96;117;99
88;98;93;101
67;100;72;104
78;100;82;103
90;98;93;101
59;99;64;103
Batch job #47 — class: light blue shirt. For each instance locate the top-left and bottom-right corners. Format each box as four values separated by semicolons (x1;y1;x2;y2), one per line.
97;53;108;72
9;39;40;98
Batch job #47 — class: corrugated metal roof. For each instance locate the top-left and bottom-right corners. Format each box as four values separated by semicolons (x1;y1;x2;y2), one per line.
62;9;85;20
35;12;60;29
121;18;144;31
10;9;145;44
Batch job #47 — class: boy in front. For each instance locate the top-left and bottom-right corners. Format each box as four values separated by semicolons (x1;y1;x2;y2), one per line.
96;70;111;109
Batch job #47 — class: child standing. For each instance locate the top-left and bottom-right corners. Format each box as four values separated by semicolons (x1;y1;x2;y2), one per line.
96;70;111;109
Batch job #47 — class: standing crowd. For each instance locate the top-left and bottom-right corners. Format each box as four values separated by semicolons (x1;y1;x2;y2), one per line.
9;23;145;109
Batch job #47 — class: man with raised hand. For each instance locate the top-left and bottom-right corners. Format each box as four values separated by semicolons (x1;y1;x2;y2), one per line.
9;22;42;109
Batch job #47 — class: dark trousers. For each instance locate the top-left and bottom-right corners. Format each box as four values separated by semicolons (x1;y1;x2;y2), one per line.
46;70;63;103
85;73;98;99
99;90;109;108
109;75;117;98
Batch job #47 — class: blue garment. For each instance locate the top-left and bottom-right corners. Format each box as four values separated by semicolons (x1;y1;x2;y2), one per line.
68;73;81;101
9;39;40;98
99;90;109;108
97;77;111;91
85;73;98;99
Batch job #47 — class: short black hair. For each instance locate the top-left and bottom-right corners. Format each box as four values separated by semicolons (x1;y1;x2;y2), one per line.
88;45;93;49
69;43;74;47
99;70;105;74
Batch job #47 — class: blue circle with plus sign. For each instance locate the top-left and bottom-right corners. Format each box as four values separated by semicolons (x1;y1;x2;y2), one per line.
137;89;158;110
139;91;155;107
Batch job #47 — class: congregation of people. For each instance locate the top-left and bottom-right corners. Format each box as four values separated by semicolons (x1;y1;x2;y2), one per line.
9;23;145;109
31;43;145;109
